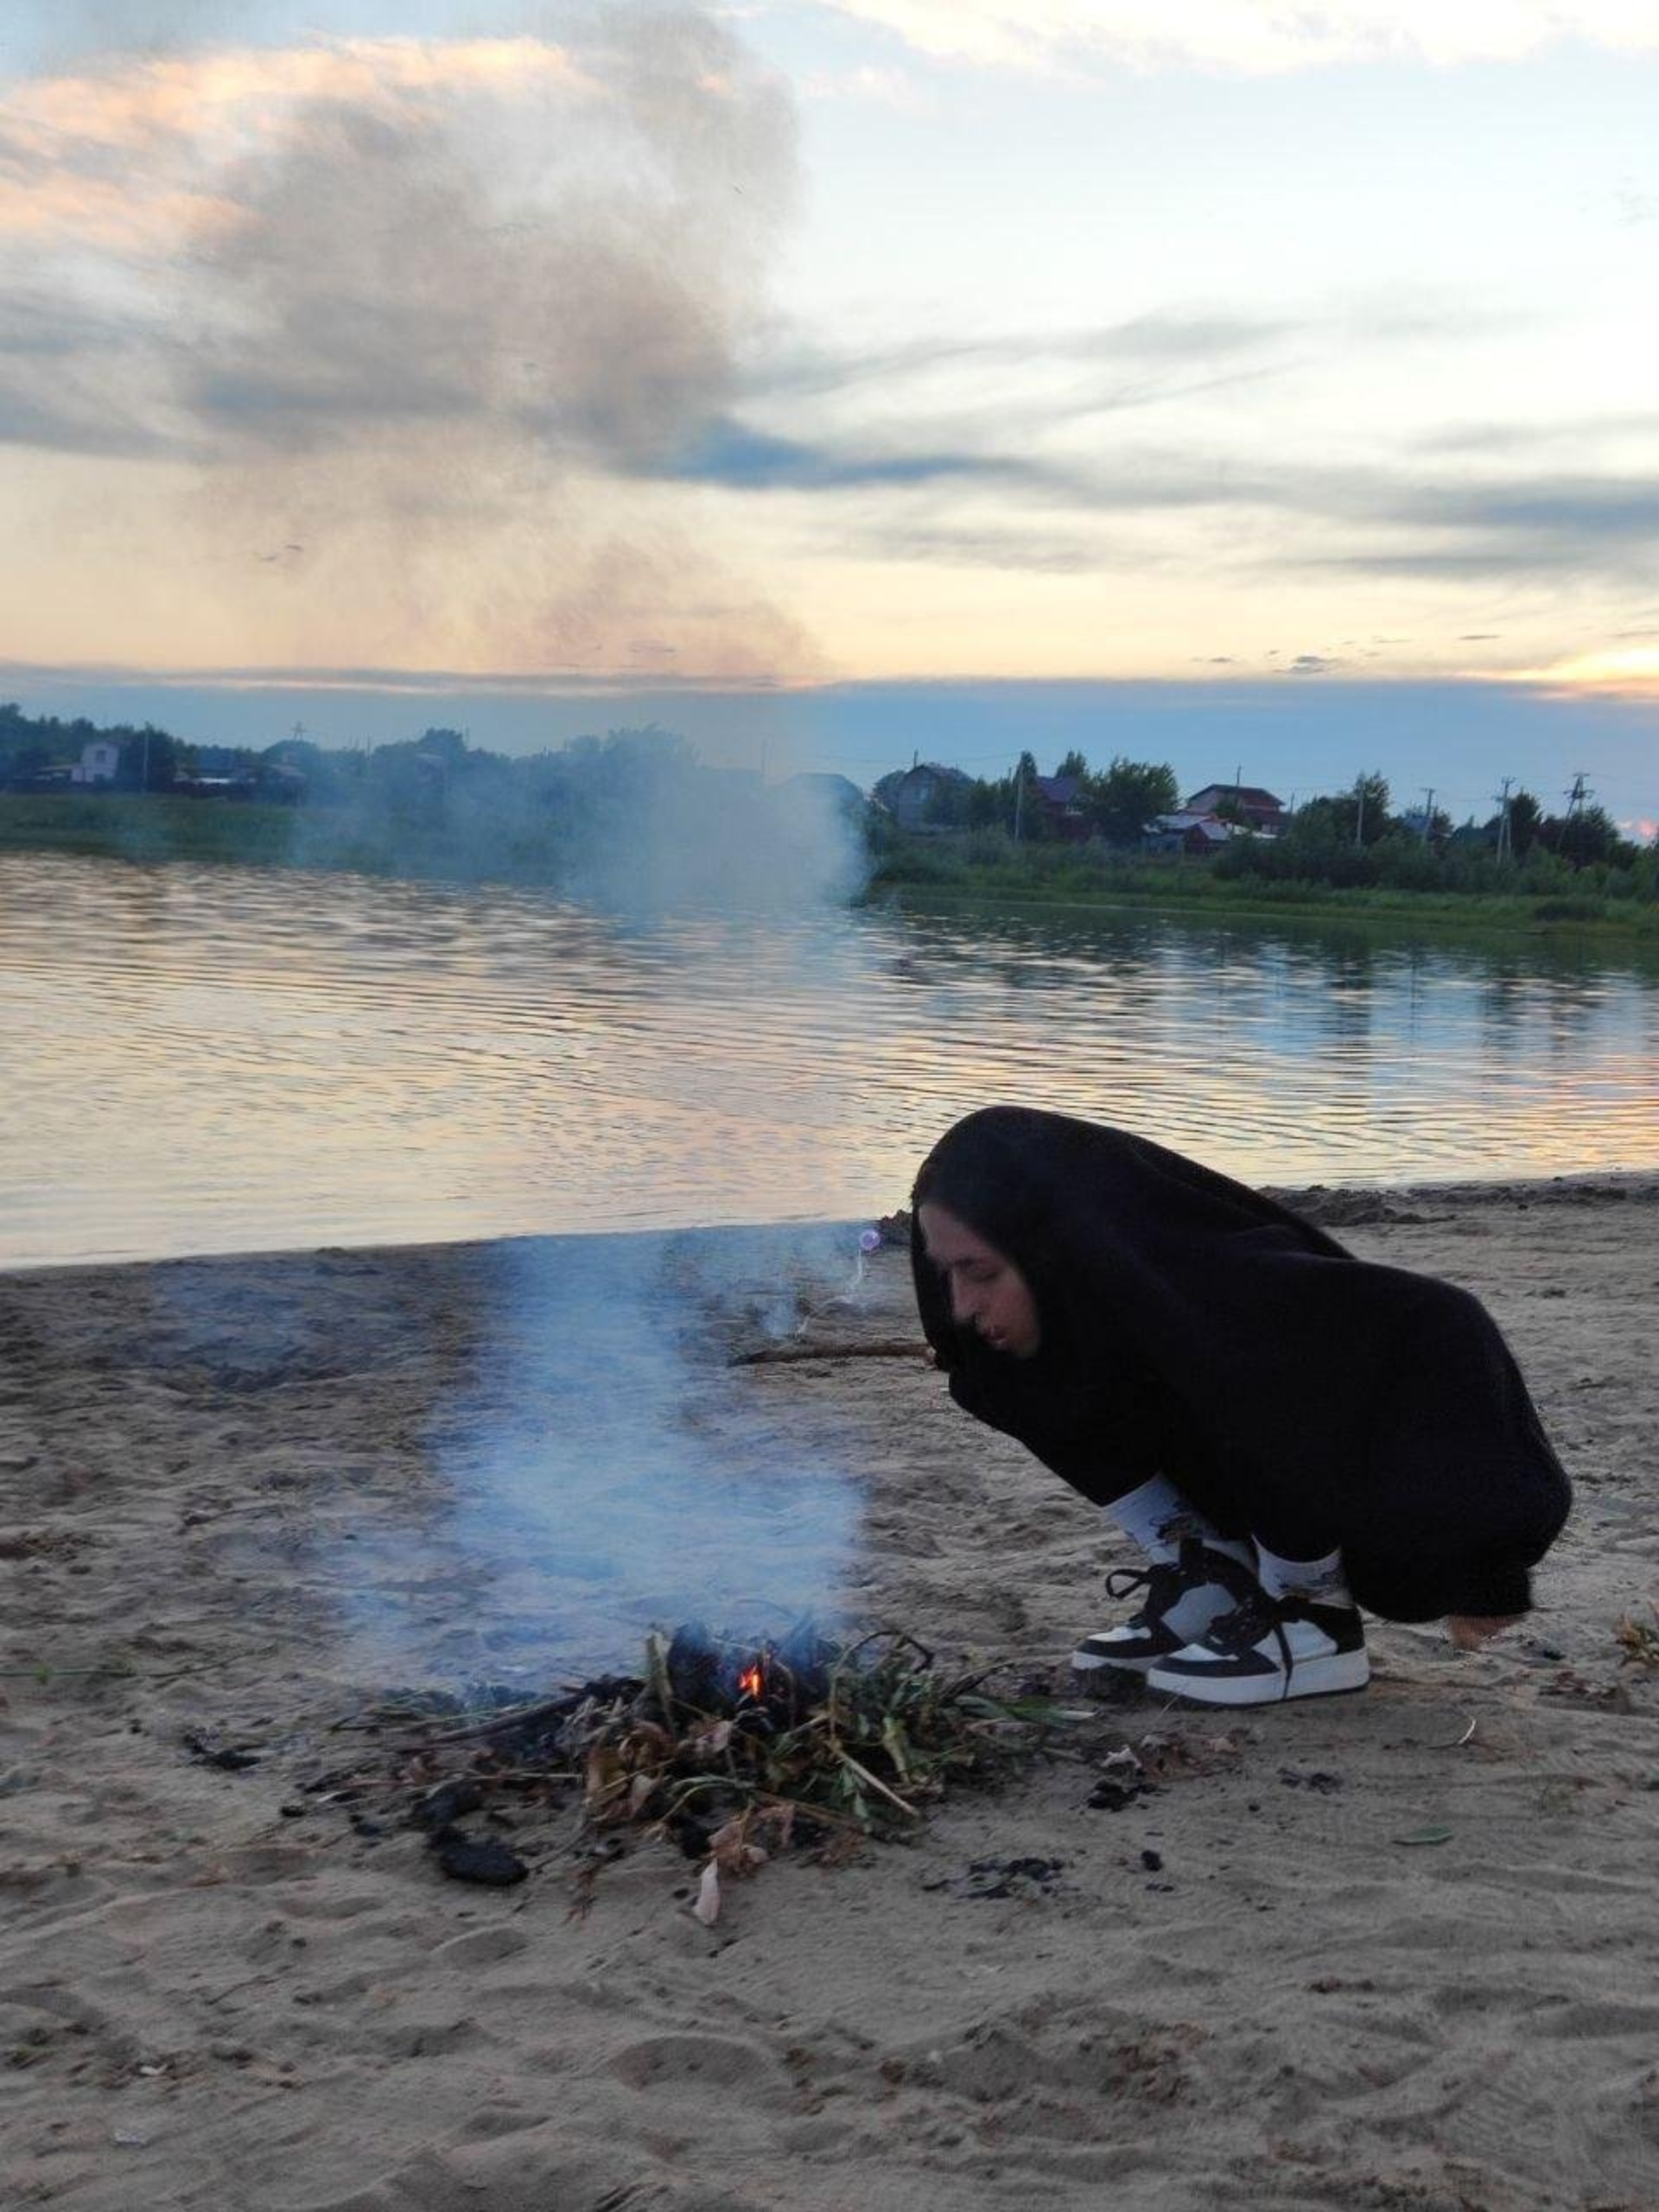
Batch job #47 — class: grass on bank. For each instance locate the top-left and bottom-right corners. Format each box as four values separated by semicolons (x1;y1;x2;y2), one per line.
867;831;1659;939
3;791;1656;940
0;791;569;883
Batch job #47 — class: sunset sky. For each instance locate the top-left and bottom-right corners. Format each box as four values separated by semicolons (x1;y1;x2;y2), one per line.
3;2;1657;827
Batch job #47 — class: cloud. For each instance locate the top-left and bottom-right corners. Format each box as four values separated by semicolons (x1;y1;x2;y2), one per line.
1313;474;1659;582
0;293;190;456
0;655;810;696
1402;480;1659;541
0;16;818;683
660;367;1659;594
815;2;1659;78
849;520;1106;572
750;310;1295;404
1417;412;1659;457
798;62;931;108
661;415;1024;490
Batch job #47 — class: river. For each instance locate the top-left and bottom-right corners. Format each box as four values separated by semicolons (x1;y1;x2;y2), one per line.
3;850;1656;1267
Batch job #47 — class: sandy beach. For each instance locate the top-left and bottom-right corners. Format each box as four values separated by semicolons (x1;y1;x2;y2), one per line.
3;1178;1657;2212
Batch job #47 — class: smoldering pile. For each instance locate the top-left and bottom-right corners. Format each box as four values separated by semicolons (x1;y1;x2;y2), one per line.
305;1623;1075;1920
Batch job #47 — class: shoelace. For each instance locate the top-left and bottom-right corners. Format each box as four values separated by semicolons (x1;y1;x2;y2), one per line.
1103;1560;1186;1624
1202;1590;1294;1670
1192;1592;1300;1701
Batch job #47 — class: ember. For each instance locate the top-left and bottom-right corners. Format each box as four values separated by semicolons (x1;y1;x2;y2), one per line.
312;1625;1078;1917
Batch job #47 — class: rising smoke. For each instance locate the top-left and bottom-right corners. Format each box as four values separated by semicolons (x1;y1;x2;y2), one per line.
394;1227;866;1683
5;8;874;1665
3;3;817;683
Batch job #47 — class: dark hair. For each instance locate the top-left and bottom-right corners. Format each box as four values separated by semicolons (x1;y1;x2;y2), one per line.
912;1105;1090;1283
911;1108;1084;1371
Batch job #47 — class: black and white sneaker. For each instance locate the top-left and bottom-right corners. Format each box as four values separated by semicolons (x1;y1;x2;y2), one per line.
1071;1541;1260;1675
1147;1587;1370;1706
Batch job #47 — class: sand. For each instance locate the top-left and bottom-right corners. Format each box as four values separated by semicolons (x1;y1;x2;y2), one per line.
3;1179;1657;2212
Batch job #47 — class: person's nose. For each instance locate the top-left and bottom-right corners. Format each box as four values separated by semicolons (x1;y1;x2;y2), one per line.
950;1277;980;1326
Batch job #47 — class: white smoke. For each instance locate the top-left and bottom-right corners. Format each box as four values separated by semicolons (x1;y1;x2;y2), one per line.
349;1228;867;1684
2;5;817;682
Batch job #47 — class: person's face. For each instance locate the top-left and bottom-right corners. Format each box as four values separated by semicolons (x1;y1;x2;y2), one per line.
918;1201;1041;1359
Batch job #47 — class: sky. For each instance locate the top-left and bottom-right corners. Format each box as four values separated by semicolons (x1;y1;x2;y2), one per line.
2;2;1657;830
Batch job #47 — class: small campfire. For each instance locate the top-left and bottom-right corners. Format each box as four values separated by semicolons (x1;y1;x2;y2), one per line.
308;1622;1074;1919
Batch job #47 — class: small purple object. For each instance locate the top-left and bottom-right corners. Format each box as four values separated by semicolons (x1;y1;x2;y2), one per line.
859;1228;882;1254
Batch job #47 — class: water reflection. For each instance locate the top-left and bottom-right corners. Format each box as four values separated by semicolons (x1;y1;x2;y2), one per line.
3;852;1656;1267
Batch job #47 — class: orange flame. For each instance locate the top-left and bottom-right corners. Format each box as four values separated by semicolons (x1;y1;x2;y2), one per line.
738;1661;765;1700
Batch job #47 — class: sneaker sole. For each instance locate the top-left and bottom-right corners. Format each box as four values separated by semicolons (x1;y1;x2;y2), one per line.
1146;1649;1371;1706
1071;1648;1160;1675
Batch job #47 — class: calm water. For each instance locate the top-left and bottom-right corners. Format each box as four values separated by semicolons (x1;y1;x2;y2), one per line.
3;850;1657;1268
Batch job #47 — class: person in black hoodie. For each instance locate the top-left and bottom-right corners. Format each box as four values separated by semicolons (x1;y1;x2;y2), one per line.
911;1107;1571;1707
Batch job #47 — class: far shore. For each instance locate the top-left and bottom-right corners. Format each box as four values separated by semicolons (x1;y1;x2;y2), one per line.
5;791;1657;942
3;1170;1657;2207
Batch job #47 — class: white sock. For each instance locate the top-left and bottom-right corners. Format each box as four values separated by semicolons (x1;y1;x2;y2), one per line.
1110;1476;1254;1570
1254;1543;1352;1608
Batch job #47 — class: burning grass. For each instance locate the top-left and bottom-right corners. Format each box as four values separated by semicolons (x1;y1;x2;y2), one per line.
314;1624;1081;1918
1613;1604;1659;1671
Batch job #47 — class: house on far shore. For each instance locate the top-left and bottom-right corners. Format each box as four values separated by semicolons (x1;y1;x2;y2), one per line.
70;740;122;786
1184;783;1285;834
885;761;971;832
1027;773;1090;841
1147;810;1233;857
779;772;867;820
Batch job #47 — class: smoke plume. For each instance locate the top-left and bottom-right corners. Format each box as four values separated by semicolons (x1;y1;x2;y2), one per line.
1;5;816;681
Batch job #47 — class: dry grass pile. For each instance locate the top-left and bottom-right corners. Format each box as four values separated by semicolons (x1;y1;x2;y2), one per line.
304;1624;1080;1922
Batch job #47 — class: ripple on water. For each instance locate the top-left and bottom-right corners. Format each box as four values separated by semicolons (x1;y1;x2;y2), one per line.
2;851;1657;1265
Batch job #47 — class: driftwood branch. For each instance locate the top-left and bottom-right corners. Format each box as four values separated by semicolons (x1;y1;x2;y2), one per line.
730;1338;931;1368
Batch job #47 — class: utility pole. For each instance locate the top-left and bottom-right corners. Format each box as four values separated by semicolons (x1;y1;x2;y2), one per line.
1419;786;1436;842
1493;776;1514;864
1563;770;1592;864
1353;779;1365;849
1013;755;1026;843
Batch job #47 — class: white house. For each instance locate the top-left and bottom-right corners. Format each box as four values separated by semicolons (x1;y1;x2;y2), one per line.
1147;810;1233;857
1184;783;1285;834
70;740;122;786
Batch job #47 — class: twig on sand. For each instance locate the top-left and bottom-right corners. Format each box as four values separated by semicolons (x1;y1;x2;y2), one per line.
731;1338;929;1367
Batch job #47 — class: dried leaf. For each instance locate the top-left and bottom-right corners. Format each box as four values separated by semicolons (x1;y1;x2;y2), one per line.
765;1802;797;1852
692;1860;721;1925
584;1745;625;1813
708;1815;751;1870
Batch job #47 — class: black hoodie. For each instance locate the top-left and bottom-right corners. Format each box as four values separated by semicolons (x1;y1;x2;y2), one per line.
910;1108;1570;1622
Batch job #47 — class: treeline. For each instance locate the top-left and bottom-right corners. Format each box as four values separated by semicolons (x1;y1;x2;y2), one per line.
873;749;1178;844
0;709;866;906
1216;771;1647;882
1;702;197;792
875;750;1656;902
